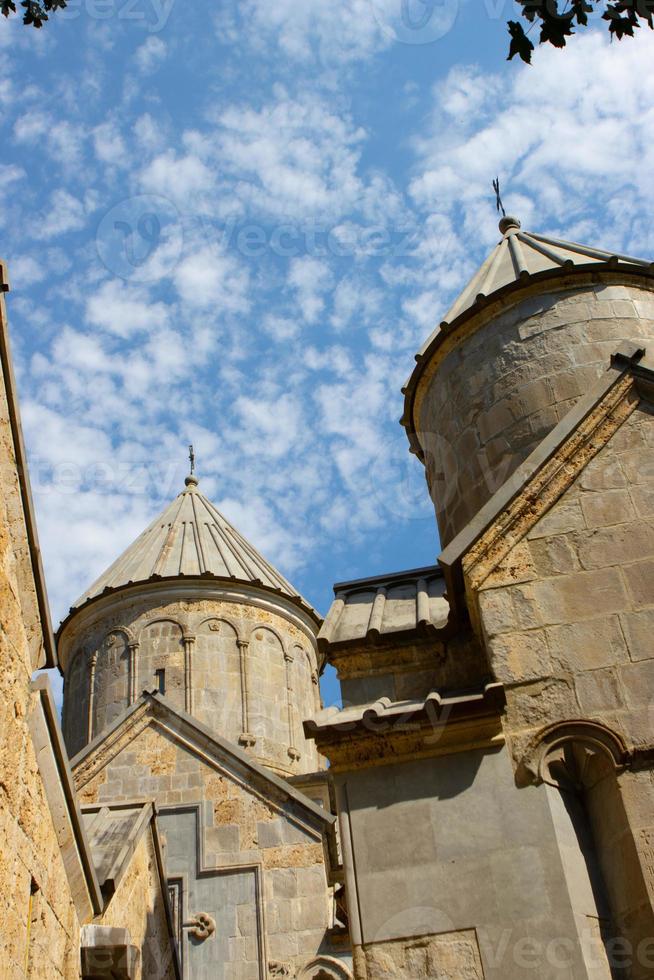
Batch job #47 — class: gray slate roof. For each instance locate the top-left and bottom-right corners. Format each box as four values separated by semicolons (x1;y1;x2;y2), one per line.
71;475;317;618
318;565;449;651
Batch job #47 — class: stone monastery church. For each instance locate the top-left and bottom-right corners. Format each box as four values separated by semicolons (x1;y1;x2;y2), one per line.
3;213;654;980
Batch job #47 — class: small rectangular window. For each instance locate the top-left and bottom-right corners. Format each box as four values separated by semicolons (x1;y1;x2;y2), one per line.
155;668;166;694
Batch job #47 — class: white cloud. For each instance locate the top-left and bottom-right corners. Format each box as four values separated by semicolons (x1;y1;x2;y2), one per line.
140;150;215;207
238;0;391;65
93;121;128;166
86;280;170;337
175;244;250;312
33;189;87;240
288;256;332;324
411;32;654;251
135;36;167;75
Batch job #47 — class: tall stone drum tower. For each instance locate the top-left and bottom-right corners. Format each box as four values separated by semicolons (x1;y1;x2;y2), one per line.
58;473;350;980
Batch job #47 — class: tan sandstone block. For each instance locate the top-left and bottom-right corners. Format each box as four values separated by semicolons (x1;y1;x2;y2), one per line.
546;616;628;673
577;523;654;570
488;630;552;684
623;559;654;608
580;489;635;529
620;660;654;709
531;567;628;625
575;668;624;714
528;535;581;577
620;609;654;662
527;498;586;540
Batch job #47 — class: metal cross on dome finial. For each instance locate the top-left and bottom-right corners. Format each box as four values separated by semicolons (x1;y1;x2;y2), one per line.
493;177;506;218
185;444;199;487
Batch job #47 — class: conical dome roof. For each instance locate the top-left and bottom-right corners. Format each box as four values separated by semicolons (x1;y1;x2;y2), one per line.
402;216;654;447
69;475;318;620
429;215;653;343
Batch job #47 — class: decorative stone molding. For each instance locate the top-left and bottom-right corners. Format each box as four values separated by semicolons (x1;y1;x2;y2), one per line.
269;962;294;978
297;955;353;979
183;911;215;941
88;651;98;742
516;719;629;789
127;642;139;704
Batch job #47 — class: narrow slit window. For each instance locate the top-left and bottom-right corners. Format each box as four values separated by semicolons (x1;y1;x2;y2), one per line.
155;668;166;694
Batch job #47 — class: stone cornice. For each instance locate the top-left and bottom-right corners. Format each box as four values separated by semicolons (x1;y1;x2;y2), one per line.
305;683;506;772
57;578;322;673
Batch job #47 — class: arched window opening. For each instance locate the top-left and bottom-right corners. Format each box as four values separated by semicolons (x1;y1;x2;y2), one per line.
539;735;654;980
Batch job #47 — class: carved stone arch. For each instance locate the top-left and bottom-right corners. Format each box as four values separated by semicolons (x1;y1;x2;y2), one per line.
248;622;288;655
517;720;629;789
137;616;185;645
104;623;135;645
197;615;240;640
138;618;186;710
298;955;353;979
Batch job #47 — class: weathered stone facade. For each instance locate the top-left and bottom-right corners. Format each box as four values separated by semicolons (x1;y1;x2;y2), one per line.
5;213;654;979
59;585;322;777
415;279;654;546
312;223;654;979
72;694;340;978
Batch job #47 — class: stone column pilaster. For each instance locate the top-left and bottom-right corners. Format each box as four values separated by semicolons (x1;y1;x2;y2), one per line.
87;651;98;743
237;639;255;748
128;642;139;704
183;635;195;714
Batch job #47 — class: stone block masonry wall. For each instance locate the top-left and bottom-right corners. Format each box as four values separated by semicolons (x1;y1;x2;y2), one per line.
93;829;176;979
362;930;484;980
417;281;654;545
470;396;654;967
62;590;322;776
76;722;334;976
0;377;81;977
476;399;654;754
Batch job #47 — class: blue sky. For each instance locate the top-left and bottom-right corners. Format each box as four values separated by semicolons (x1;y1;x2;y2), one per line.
2;1;654;708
